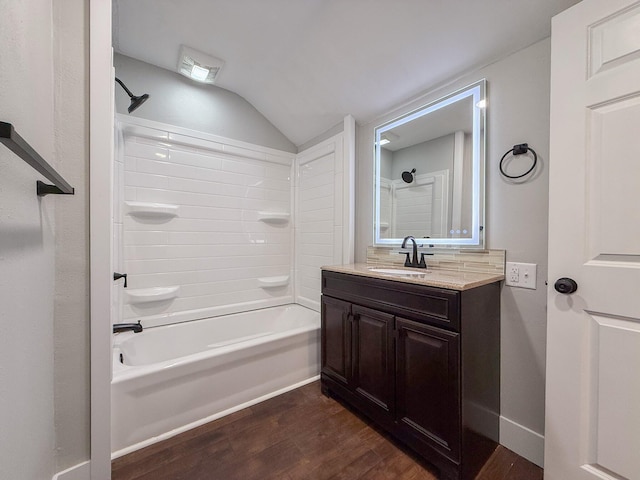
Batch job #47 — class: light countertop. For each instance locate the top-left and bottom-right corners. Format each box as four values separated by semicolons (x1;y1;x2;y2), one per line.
322;263;504;291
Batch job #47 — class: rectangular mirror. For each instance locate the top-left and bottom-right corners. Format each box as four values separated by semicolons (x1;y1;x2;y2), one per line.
374;79;486;247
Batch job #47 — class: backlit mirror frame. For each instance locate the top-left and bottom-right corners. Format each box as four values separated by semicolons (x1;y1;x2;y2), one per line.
374;79;486;247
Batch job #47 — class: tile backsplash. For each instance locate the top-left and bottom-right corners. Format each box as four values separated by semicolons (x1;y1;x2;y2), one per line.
367;246;505;275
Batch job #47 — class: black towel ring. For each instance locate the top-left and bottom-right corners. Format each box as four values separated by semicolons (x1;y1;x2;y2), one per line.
499;143;537;179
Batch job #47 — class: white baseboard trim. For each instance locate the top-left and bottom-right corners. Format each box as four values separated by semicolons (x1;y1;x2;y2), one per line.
499;416;545;468
52;461;90;480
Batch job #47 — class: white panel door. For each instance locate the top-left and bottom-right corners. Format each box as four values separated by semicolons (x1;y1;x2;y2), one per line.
546;1;640;479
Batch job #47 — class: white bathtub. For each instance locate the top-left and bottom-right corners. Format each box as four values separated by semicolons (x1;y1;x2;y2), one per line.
111;304;320;457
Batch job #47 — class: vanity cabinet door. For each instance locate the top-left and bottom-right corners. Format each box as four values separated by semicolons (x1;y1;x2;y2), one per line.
321;296;351;386
351;305;394;414
396;318;461;462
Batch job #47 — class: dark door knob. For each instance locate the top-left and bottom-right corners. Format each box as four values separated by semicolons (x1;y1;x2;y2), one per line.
554;277;577;294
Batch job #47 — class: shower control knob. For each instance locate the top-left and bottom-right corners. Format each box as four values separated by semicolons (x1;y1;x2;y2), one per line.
554;277;577;294
114;272;128;288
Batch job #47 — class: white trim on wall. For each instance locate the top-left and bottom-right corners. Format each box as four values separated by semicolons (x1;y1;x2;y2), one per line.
52;461;91;480
451;130;465;231
500;415;545;468
342;115;356;264
89;1;113;478
117;115;295;165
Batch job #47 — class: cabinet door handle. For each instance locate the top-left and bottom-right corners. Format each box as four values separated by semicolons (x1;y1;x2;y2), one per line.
345;312;358;323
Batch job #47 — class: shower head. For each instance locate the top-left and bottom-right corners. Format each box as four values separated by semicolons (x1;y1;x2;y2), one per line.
127;93;149;113
402;168;416;183
115;77;150;113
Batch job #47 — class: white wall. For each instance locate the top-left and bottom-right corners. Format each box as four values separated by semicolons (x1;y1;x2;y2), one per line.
356;38;551;464
52;0;91;471
114;54;297;153
0;2;90;477
0;1;73;479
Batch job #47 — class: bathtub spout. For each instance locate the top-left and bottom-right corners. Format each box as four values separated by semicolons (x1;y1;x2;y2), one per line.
113;321;143;334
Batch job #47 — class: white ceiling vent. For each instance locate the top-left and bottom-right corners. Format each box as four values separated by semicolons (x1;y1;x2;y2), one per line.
177;45;225;84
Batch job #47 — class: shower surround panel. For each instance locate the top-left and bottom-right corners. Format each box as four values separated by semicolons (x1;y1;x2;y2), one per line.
119;121;296;327
295;135;347;311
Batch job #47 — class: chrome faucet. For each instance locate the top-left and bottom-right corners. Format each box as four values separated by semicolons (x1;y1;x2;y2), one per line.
113;321;143;334
401;235;427;269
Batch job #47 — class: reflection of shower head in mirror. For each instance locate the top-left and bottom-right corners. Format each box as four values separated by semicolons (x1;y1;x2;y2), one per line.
402;168;416;183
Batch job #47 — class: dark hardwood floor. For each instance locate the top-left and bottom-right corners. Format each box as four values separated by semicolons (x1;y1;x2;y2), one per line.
112;381;542;480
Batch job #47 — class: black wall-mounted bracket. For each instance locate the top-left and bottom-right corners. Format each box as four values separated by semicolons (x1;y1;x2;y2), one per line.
36;181;73;196
0;121;75;196
512;143;530;155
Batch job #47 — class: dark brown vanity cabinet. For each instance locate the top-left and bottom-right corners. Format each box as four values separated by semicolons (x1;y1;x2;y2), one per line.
321;296;351;387
321;270;500;480
396;318;461;462
321;297;394;416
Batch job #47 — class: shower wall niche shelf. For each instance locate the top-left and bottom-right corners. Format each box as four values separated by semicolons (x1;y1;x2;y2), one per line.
125;201;179;219
127;286;180;305
257;212;290;224
257;276;290;288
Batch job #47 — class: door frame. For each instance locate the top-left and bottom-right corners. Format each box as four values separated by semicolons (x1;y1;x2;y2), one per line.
89;0;113;478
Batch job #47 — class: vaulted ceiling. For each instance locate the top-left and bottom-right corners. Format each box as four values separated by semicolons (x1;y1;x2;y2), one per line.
113;0;581;147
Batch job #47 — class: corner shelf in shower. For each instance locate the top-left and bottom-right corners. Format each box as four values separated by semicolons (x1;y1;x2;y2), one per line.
125;201;179;219
126;286;180;305
257;212;290;224
257;275;290;288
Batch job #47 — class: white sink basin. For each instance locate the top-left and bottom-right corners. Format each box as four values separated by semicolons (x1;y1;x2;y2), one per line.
369;267;428;276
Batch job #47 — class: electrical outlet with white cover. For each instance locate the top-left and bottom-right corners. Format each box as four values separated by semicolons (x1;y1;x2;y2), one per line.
505;262;537;289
